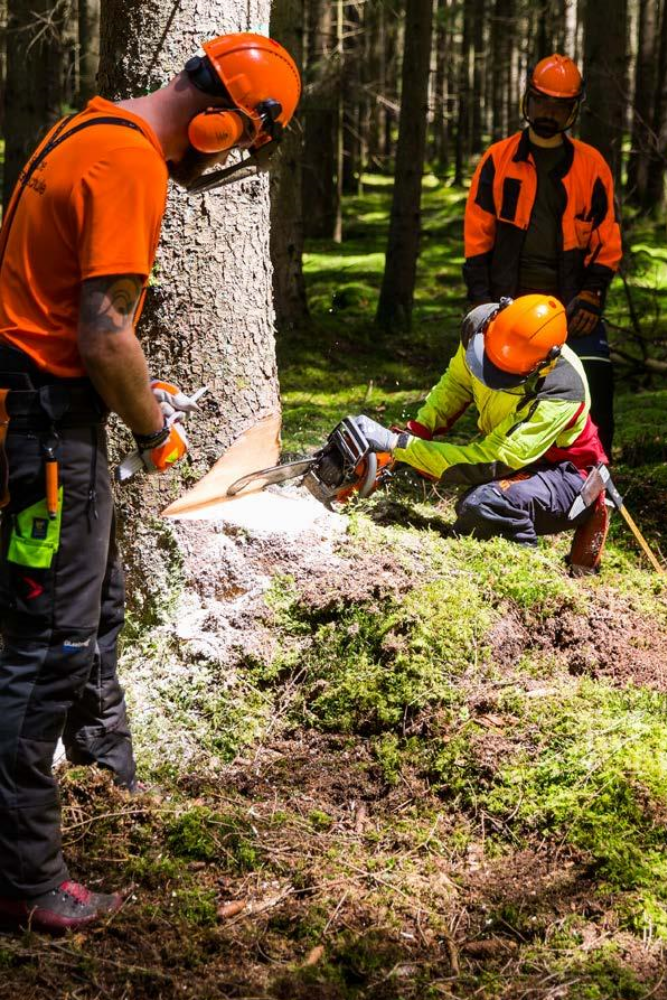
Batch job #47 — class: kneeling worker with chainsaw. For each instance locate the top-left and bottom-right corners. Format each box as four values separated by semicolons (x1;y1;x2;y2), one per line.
350;295;609;564
0;34;300;932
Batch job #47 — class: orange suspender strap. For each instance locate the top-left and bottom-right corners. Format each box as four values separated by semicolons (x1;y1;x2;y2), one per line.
0;388;10;508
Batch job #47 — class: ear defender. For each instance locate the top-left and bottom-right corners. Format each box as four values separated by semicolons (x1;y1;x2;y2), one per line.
188;108;247;154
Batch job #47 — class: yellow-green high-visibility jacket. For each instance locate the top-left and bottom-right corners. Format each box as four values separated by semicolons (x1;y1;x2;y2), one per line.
394;343;606;484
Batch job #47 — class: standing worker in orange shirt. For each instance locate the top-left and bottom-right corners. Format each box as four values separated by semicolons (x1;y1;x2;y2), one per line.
463;55;621;457
0;34;300;933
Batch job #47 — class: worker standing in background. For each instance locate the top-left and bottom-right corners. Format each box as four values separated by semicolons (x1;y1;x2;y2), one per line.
463;55;621;458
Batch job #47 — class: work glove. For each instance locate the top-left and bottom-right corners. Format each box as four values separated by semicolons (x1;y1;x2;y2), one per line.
151;379;201;420
566;290;602;337
349;415;400;454
134;416;189;474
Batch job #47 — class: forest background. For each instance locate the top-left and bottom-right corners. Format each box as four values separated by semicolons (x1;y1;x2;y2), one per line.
2;1;667;999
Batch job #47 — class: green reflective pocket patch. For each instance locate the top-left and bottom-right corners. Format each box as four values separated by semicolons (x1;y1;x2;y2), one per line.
7;488;64;569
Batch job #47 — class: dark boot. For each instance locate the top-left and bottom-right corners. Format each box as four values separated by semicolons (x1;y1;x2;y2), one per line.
0;880;123;933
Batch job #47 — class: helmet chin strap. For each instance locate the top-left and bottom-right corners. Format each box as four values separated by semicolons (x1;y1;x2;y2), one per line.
186;139;280;193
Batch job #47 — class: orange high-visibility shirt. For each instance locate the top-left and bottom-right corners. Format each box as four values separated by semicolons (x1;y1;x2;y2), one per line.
0;97;169;378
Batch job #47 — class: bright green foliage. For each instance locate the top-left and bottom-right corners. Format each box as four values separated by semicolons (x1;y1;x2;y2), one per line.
476;683;667;933
278;573;493;735
165;807;259;872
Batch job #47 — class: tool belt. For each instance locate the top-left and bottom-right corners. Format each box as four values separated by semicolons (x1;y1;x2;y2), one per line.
0;344;107;510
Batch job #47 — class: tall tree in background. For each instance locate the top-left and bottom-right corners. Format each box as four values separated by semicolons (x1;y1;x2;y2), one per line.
78;0;100;102
626;0;658;207
98;0;279;603
3;0;68;207
580;0;628;185
644;1;667;211
270;0;309;328
301;0;339;237
376;0;433;331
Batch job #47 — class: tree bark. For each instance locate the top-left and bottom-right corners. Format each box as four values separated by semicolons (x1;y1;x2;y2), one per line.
301;0;338;237
3;0;68;208
470;0;486;155
645;1;667;210
454;0;473;185
580;0;629;186
490;0;513;140
98;0;279;608
78;0;100;103
626;0;658;206
375;0;433;332
270;0;309;328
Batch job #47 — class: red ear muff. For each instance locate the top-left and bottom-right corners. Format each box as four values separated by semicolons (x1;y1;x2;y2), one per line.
188;109;247;154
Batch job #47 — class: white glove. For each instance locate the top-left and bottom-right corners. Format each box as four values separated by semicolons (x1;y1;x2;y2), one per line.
151;379;201;420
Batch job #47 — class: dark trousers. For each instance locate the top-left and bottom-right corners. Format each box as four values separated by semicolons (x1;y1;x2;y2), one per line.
565;320;614;460
0;421;135;897
453;462;588;546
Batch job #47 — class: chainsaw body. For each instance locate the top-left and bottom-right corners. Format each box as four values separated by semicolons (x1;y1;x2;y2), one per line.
227;417;395;507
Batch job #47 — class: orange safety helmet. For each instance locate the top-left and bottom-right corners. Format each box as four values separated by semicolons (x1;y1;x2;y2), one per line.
464;295;567;389
523;54;584;137
186;33;301;156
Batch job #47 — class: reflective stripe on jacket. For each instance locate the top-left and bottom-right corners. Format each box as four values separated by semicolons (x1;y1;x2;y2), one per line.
463;129;622;307
394;343;607;484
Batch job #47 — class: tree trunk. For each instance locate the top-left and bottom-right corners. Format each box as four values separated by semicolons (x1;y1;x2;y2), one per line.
3;0;67;208
270;0;309;329
470;0;486;155
301;0;338;238
454;0;473;185
376;0;433;332
644;1;667;210
78;0;100;103
432;0;448;172
98;0;279;608
490;0;513;140
626;0;658;206
580;0;629;186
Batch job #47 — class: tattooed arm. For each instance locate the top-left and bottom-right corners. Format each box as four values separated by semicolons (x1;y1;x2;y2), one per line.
77;275;164;436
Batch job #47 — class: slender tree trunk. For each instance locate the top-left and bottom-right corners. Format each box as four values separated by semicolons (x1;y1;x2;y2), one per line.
270;0;308;329
301;0;338;237
643;0;667;210
626;0;658;206
470;0;486;155
454;0;472;184
580;0;629;185
78;0;100;103
432;0;448;171
376;0;434;332
3;0;67;208
490;0;513;140
98;0;279;606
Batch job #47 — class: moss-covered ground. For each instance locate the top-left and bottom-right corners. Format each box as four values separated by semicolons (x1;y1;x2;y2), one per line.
2;177;667;999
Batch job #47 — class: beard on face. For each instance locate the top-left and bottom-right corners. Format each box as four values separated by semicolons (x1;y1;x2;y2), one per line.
531;116;561;138
167;146;230;189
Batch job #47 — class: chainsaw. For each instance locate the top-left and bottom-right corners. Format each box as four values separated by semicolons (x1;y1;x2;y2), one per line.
227;417;395;507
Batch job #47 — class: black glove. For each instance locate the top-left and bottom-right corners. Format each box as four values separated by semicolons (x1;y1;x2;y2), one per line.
566;290;602;337
350;415;399;453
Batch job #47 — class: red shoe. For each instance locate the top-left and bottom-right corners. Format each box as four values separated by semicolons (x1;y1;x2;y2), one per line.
0;880;123;933
568;493;610;576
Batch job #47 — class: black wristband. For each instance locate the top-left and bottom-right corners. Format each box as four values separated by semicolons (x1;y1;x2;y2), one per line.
395;432;411;451
133;418;169;450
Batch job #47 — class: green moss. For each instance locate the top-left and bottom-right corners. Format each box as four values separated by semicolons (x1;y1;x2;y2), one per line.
478;683;667;928
165;807;260;872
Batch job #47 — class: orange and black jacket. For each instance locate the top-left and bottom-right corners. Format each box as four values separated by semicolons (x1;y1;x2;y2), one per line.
463;129;622;306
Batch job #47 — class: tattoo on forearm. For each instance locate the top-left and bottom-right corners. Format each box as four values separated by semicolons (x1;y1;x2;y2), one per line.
80;275;144;334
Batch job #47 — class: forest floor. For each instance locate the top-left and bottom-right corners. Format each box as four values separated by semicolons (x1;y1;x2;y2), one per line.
2;177;667;1000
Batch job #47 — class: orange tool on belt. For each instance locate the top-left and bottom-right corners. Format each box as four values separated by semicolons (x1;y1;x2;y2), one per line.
43;441;59;520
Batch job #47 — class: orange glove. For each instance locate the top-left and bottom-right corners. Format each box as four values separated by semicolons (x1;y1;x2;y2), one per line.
134;417;189;474
566;290;602;337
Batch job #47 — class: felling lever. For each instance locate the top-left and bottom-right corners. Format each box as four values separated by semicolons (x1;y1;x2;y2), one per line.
568;462;664;575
